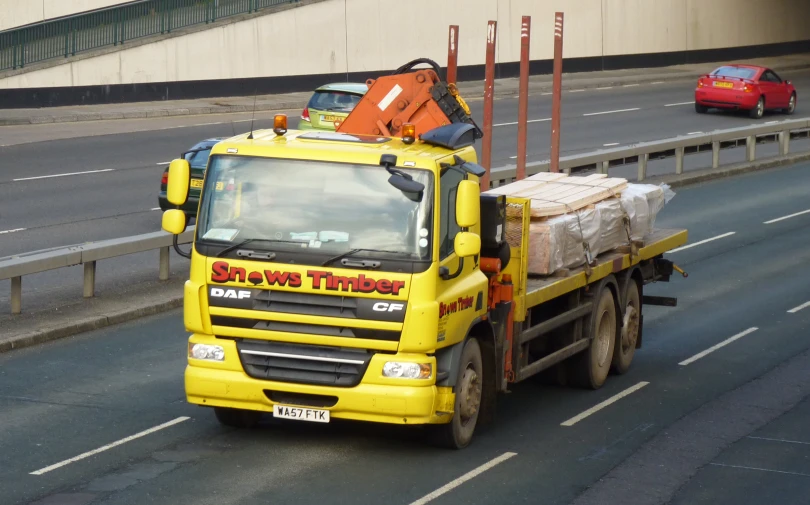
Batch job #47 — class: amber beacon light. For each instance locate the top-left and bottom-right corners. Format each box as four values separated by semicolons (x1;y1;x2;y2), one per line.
402;123;416;144
274;114;288;135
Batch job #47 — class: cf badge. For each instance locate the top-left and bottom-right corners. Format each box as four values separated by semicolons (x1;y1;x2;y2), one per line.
372;302;405;313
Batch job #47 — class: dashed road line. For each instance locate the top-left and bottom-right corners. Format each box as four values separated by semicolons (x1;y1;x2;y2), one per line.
583;108;640;117
596;87;613;90
494;118;551;127
787;301;810;314
603;142;620;147
151;207;162;211
570;89;585;93
748;436;810;446
687;131;703;135
408;452;518;505
561;382;649;427
30;416;190;476
763;209;810;224
622;84;640;87
156;162;171;165
13;169;115;182
0;228;25;234
709;462;810;478
665;101;694;107
669;232;736;253
678;327;758;366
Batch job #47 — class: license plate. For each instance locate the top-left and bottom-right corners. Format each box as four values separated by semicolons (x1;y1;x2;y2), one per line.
320;114;337;122
273;404;330;423
713;81;733;88
190;179;204;188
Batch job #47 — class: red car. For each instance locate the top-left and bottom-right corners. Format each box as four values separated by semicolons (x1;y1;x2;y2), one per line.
694;65;797;119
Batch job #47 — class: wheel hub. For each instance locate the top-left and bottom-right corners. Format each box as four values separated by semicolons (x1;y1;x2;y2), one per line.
458;367;481;422
596;309;612;367
622;305;639;351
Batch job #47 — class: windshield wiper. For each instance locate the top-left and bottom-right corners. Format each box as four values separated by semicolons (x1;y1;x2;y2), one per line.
214;238;305;258
322;248;413;267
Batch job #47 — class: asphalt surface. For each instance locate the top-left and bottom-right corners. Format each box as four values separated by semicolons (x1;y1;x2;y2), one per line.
3;67;810;312
2;160;810;505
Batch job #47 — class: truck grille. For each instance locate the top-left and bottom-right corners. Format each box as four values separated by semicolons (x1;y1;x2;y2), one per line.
236;339;373;387
209;288;404;342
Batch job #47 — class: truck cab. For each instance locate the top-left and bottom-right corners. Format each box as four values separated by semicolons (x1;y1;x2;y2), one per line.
162;120;496;447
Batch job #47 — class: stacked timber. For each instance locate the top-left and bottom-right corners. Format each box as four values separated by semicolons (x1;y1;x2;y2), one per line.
486;172;671;276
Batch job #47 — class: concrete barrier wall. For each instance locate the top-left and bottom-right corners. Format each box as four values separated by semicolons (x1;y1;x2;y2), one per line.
2;0;809;93
0;0;130;31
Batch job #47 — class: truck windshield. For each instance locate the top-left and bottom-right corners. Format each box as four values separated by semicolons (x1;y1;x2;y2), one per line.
195;155;434;260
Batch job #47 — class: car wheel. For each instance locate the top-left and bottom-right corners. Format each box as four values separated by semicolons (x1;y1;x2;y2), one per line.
785;93;797;115
749;96;765;119
695;103;708;114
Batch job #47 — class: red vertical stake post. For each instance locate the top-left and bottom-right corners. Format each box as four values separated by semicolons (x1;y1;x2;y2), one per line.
516;16;531;181
447;25;459;84
481;20;497;190
550;12;564;173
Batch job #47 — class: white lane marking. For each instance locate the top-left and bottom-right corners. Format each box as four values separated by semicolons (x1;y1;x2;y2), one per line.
583;108;640;117
570;89;585;93
763;209;810;224
748;436;810;446
688;131;703;135
678;327;758;366
151;207;162;211
408;452;518;505
596;87;613;90
665;101;694;107
787;301;810;314
650;81;665;84
766;120;780;124
30;416;190;476
13;169;115;182
623;84;640;87
709;462;810;478
493;118;551;127
561;382;649;427
156;162;171;165
669;232;736;253
0;228;25;234
541;92;552;95
603;142;619;147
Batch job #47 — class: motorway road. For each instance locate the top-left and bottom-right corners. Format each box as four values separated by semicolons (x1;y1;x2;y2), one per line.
2;161;810;505
2;68;810;313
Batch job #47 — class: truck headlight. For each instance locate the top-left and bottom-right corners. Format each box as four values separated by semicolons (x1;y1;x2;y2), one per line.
189;343;225;362
382;361;432;379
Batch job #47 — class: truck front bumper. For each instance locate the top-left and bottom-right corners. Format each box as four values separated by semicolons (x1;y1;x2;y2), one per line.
185;337;454;425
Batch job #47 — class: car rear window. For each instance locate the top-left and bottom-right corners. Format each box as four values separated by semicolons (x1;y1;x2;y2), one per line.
711;66;757;79
307;91;363;112
185;148;212;169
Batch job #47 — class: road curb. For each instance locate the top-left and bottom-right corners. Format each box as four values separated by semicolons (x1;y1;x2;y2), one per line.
6;62;810;126
0;296;183;354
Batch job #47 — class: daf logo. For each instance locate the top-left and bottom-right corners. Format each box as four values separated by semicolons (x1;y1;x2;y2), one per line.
210;288;251;299
372;302;405;312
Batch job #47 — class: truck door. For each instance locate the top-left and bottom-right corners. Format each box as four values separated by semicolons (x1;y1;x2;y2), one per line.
435;166;485;346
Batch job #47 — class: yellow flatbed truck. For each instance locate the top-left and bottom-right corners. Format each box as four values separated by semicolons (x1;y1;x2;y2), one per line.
160;64;687;449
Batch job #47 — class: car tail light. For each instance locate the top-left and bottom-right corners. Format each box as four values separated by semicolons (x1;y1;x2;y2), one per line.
301;107;310;122
161;171;168;185
744;84;754;93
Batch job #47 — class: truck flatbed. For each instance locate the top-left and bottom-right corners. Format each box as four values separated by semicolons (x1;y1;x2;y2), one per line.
522;228;688;311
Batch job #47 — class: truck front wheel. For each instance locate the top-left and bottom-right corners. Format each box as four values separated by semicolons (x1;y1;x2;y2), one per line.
214;406;262;429
430;337;483;449
571;286;617;389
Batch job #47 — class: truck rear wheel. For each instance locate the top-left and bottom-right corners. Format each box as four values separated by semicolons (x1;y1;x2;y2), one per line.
430;337;483;449
571;286;617;389
214;406;262;429
612;280;640;375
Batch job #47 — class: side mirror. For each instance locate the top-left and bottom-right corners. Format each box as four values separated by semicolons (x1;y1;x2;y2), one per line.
786;80;791;85
167;159;191;206
456;179;480;228
162;209;187;235
454;231;481;258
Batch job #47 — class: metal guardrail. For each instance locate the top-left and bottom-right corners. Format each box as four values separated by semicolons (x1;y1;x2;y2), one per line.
2;119;810;315
0;229;194;314
489;117;810;186
0;0;298;71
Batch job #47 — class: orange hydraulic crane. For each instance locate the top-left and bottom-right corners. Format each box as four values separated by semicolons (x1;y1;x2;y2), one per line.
335;58;483;141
